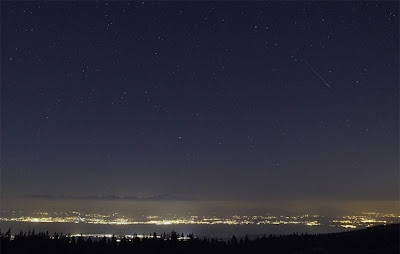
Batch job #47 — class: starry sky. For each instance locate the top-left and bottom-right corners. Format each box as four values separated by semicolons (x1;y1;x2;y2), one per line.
1;1;398;201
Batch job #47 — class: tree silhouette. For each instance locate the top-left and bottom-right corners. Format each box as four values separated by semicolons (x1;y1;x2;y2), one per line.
0;224;399;254
171;231;178;241
231;235;238;245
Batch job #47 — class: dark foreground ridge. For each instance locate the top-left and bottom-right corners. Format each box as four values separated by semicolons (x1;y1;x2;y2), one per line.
1;224;399;254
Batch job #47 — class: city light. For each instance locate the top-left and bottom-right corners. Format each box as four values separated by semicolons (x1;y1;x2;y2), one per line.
1;211;398;228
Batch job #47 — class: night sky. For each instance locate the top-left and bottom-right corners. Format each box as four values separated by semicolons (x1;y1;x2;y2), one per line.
1;1;398;201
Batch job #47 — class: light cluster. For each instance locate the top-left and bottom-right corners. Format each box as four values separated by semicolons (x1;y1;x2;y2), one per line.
331;212;399;229
1;211;399;228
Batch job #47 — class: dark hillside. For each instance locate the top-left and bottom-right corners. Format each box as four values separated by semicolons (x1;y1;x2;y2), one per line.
1;224;398;254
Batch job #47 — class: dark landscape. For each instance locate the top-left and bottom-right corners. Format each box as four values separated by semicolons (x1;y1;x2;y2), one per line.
1;224;399;254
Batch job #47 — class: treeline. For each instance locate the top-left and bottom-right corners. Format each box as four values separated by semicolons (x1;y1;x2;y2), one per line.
1;224;399;254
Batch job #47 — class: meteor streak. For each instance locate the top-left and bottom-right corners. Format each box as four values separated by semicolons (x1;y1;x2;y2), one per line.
304;60;332;89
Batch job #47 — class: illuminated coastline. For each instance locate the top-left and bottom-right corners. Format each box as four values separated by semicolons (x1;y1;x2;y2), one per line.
1;211;399;229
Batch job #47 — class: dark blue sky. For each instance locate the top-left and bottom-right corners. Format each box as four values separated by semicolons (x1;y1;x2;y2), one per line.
1;1;398;200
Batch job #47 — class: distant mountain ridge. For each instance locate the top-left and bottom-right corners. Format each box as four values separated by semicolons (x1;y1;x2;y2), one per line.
23;193;193;201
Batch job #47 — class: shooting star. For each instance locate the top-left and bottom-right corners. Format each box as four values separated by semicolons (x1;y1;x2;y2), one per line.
303;60;332;89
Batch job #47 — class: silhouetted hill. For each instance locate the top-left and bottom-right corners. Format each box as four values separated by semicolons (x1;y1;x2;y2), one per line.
1;224;398;254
